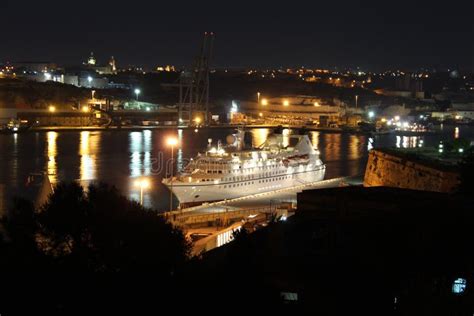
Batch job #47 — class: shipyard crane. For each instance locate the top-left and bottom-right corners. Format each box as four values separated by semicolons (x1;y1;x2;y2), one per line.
177;32;214;126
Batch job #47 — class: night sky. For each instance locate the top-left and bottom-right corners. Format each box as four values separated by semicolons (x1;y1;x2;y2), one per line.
0;0;472;71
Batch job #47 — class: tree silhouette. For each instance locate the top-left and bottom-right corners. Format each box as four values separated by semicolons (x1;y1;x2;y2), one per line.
0;198;47;271
1;182;191;274
36;182;192;273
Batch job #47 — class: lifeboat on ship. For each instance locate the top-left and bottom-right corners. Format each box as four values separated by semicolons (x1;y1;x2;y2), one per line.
283;154;310;167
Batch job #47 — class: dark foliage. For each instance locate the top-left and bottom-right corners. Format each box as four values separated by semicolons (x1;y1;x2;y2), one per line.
0;182;193;313
1;182;191;274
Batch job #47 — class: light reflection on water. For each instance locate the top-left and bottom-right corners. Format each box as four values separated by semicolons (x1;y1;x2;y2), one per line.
79;131;100;182
47;131;58;183
251;128;270;148
0;125;472;212
396;136;423;149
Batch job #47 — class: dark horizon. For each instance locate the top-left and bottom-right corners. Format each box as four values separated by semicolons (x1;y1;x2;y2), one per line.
0;0;472;71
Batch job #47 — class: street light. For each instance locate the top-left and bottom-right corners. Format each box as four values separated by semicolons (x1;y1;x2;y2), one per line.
194;117;202;126
134;88;141;101
167;137;178;212
134;178;150;206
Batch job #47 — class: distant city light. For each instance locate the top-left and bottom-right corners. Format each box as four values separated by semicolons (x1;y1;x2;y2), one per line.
459;148;464;153
87;76;93;83
48;106;56;112
82;106;89;113
314;102;320;107
259;112;263;117
146;107;150;112
261;98;268;106
394;116;400;121
283;100;290;107
368;111;375;118
44;73;52;80
195;117;202;125
452;278;467;294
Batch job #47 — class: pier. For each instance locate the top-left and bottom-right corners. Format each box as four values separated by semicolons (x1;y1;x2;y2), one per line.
165;176;362;254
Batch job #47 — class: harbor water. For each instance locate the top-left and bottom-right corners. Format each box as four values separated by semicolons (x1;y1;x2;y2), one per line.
0;125;472;213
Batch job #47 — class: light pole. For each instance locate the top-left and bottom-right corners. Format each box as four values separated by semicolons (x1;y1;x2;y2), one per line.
167;137;178;212
134;88;141;101
355;95;359;109
257;92;261;104
134;178;150;206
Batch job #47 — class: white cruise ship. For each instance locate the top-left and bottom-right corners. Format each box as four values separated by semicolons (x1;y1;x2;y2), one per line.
162;130;325;207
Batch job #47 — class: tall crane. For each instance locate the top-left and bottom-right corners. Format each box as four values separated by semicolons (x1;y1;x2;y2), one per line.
177;32;214;126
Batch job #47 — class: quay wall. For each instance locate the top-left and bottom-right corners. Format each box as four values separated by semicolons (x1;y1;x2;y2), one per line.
364;150;460;193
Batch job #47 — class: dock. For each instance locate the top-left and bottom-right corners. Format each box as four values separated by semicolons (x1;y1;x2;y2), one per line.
165;176;362;254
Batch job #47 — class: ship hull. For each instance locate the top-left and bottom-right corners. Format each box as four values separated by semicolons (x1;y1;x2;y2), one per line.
165;165;326;206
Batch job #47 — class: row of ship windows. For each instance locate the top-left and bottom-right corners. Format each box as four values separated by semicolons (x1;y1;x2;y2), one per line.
222;175;296;188
211;170;293;181
205;164;287;174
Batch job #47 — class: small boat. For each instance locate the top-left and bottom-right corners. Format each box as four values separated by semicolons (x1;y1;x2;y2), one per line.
3;119;31;133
